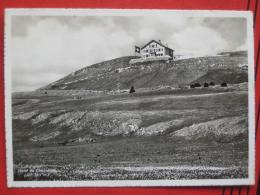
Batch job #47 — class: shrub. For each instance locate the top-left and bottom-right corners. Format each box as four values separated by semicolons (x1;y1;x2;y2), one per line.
194;83;201;88
204;82;209;87
50;85;58;89
129;86;135;93
190;84;195;88
209;81;215;86
221;82;227;87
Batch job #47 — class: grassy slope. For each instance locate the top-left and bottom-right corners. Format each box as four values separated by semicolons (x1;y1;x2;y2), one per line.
40;55;248;91
12;86;247;145
12;85;248;180
191;69;248;84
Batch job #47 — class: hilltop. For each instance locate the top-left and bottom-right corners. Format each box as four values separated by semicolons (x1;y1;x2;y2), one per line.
40;51;248;91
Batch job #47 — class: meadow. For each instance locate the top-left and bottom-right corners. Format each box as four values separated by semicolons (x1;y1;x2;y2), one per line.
12;84;248;180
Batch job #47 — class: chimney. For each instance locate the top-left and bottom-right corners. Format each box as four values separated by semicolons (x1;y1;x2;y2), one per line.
159;40;161;43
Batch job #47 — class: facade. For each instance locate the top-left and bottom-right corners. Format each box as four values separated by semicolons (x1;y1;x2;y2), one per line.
140;40;174;59
130;40;174;64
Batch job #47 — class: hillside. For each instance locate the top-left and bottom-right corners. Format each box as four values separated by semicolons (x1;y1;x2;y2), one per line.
191;69;248;85
13;84;247;145
40;53;248;91
13;85;248;180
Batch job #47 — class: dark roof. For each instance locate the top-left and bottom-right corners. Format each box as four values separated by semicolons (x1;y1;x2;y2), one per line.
141;40;174;51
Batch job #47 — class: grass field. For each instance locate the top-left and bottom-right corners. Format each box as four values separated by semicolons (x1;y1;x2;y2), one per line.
12;84;248;180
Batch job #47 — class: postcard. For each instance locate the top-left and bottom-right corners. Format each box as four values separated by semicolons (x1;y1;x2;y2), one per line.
4;8;255;187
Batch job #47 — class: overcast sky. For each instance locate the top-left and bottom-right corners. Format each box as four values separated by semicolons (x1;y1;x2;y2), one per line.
10;15;247;92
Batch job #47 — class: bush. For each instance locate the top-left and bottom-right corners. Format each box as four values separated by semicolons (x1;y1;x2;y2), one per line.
50;85;58;89
190;84;195;88
221;82;227;87
204;82;209;87
209;81;215;86
129;86;135;93
194;83;201;88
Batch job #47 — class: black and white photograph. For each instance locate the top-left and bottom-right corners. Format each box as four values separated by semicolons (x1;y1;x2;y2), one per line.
5;9;255;187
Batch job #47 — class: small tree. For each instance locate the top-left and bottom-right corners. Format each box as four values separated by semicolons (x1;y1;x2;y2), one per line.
209;81;215;86
129;86;135;93
194;83;201;88
221;82;227;87
204;82;209;87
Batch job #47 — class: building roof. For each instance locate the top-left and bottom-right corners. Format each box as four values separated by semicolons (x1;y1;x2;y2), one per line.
141;40;174;51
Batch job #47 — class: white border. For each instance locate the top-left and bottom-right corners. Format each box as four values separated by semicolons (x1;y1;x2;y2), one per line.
4;8;255;187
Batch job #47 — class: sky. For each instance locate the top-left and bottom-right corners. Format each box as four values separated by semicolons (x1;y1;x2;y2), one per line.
10;15;247;92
